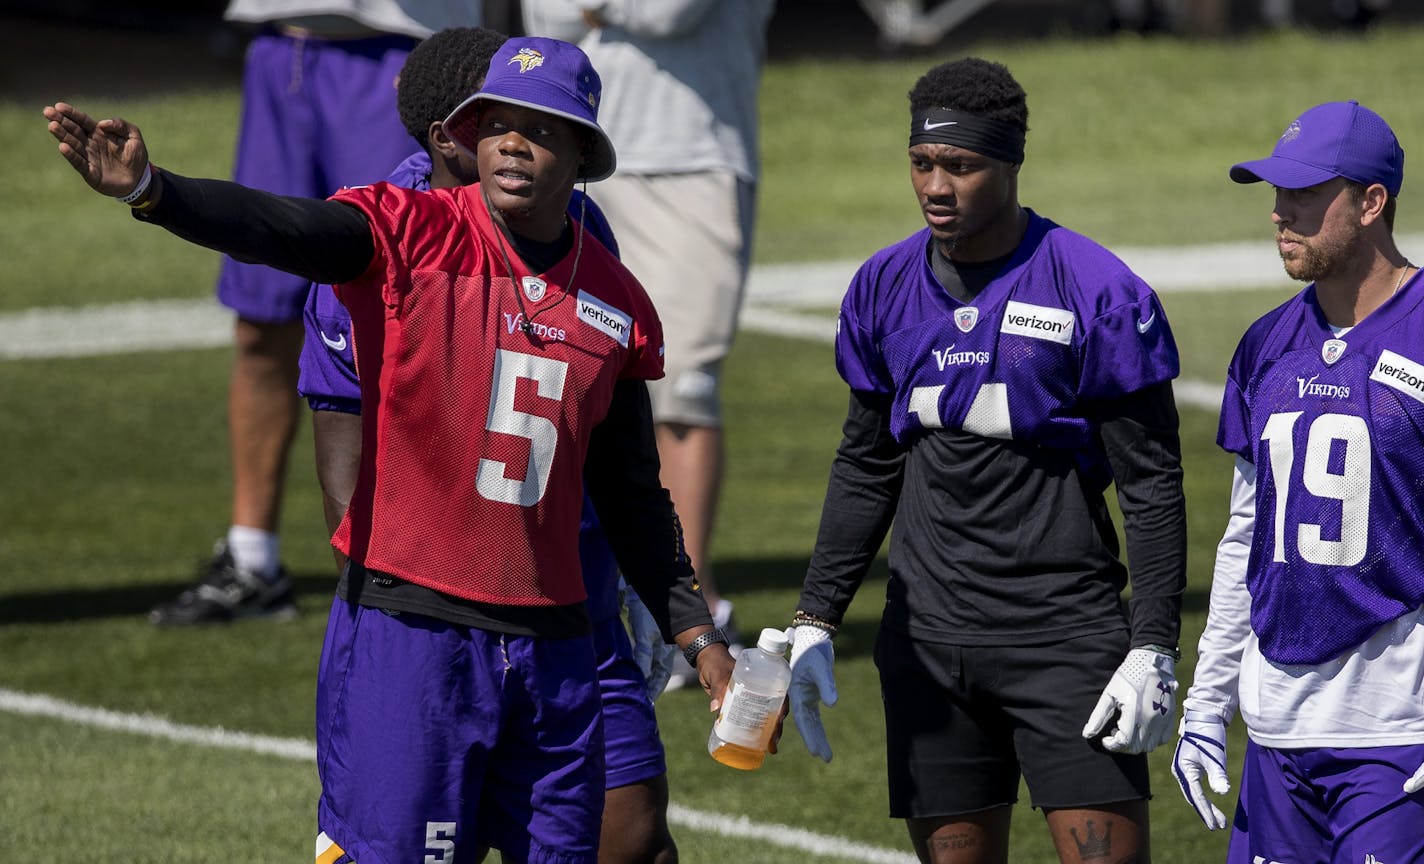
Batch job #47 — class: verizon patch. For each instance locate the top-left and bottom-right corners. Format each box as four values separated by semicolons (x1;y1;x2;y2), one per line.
1000;301;1074;345
1370;348;1424;404
577;291;632;347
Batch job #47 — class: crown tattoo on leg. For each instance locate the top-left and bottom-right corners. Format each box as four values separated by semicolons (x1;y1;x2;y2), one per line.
1070;819;1113;859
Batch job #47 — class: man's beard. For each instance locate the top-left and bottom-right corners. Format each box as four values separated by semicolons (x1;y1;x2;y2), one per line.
1279;221;1361;283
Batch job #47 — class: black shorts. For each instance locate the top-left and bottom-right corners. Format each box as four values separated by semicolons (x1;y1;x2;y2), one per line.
874;627;1150;818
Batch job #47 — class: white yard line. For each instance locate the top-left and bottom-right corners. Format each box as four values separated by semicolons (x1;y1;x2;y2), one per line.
0;297;232;359
0;686;917;864
14;235;1411;393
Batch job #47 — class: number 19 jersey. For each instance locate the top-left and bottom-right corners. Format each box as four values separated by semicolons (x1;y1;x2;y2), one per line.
329;181;665;607
1220;276;1424;666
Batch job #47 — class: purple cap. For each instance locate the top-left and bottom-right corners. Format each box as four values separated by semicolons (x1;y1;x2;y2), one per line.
1230;100;1403;195
443;37;616;182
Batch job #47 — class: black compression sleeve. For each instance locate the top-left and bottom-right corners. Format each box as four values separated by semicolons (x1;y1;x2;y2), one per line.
796;389;907;625
584;379;711;641
134;169;375;284
1094;380;1187;649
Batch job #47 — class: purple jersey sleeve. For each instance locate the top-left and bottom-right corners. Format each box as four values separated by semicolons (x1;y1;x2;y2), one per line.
1222;280;1424;664
297;151;434;411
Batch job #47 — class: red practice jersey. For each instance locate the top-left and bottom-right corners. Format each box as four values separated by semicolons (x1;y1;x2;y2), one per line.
330;182;665;606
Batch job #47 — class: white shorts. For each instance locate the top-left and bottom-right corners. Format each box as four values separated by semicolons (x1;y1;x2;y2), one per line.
592;171;755;426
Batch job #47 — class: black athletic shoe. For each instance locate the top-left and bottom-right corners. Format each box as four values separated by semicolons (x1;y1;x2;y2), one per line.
148;541;297;626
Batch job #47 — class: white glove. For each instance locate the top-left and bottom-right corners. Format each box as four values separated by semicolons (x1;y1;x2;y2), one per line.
1172;709;1231;830
619;579;679;702
788;625;838;762
1405;759;1424;795
1081;647;1178;754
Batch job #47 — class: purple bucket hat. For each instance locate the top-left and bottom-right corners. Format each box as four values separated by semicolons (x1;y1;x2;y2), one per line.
443;37;617;182
1230;100;1403;195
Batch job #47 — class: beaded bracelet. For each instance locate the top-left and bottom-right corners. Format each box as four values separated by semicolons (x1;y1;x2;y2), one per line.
790;610;838;635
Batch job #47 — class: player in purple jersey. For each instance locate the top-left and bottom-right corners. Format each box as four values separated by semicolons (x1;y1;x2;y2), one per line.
1174;101;1424;864
296;27;680;864
784;58;1186;863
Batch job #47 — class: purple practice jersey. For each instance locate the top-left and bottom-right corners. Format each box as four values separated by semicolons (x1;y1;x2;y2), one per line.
296;150;625;622
837;210;1179;479
1219;276;1424;666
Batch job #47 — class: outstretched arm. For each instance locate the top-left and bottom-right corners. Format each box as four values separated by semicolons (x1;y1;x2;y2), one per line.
44;102;375;285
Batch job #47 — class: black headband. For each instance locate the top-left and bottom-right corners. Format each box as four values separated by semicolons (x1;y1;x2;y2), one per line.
909;108;1025;165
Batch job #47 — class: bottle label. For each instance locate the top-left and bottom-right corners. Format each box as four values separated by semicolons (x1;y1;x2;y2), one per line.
713;680;779;748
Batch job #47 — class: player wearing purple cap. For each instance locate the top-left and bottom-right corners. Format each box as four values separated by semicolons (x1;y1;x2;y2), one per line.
1174;100;1424;864
44;35;740;864
783;58;1186;863
296;26;679;863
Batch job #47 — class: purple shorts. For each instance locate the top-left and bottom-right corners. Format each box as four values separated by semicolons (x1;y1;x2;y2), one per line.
217;30;418;323
316;598;604;864
592;615;667;789
1228;739;1424;864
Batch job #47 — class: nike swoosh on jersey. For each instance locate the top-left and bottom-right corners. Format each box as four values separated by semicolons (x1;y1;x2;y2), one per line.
1136;312;1156;334
320;331;348;351
923;119;958;131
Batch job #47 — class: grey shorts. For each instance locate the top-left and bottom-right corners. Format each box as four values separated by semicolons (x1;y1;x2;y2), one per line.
874;627;1150;818
591;171;755;427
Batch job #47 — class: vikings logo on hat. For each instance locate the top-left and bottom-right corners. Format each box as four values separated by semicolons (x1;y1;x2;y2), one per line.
510;47;546;73
1280;119;1302;144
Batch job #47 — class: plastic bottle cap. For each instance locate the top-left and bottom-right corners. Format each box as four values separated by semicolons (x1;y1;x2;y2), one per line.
757;627;789;654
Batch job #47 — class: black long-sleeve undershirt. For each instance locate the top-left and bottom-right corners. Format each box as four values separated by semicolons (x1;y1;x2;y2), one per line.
799;381;1186;649
1092;381;1188;648
586;380;711;641
134;169;374;284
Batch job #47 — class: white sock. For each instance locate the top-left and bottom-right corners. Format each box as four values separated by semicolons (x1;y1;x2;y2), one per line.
226;525;280;582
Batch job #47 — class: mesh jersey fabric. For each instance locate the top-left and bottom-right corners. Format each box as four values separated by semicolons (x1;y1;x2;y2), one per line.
836;209;1179;457
329;181;664;606
1219;274;1424;665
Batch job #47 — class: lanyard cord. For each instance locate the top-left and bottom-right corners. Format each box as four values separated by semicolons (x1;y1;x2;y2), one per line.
486;188;587;336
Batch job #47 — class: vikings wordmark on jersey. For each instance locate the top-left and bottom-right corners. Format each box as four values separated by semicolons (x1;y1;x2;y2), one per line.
836;210;1179;453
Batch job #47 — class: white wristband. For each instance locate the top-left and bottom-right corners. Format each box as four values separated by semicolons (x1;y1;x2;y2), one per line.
117;163;153;206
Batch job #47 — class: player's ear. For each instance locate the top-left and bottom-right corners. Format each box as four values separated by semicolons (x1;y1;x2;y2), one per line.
430;121;460;159
1359;182;1390;227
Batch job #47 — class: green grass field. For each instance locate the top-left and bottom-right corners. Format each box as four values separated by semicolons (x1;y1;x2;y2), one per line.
3;20;1420;864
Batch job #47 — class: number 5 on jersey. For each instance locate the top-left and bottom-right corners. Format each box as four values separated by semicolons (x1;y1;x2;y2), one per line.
477;349;569;507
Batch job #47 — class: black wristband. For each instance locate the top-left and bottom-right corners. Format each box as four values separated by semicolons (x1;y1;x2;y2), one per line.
1140;643;1181;662
681;628;728;667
